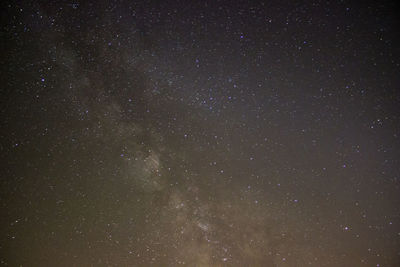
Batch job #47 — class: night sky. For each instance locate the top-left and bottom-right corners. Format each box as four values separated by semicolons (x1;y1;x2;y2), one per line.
1;1;400;266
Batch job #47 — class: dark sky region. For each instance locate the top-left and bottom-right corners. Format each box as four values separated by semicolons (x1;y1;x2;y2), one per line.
1;0;400;266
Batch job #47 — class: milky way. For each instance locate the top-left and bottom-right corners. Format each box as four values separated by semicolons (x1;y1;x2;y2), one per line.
1;1;400;266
